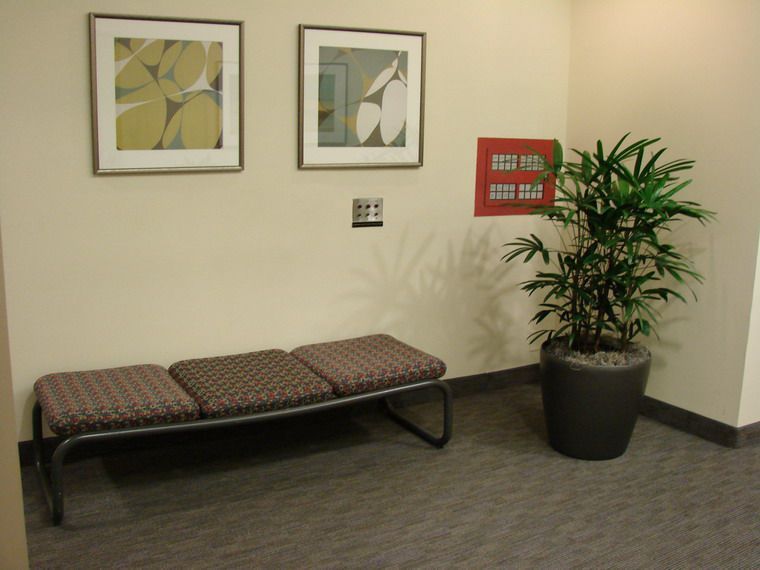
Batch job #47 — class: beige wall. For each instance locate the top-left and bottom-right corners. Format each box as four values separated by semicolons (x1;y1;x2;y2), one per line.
4;0;757;448
568;0;760;426
0;228;29;568
1;0;571;440
739;231;760;426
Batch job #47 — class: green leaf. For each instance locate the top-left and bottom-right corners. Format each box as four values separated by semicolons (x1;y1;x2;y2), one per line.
582;152;593;183
633;146;644;177
640;148;667;177
552;139;564;170
502;134;715;350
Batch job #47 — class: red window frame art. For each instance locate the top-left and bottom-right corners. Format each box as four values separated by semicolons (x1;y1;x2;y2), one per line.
474;137;556;216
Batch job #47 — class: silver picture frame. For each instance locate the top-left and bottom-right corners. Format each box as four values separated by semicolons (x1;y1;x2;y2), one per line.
90;13;244;174
299;24;426;169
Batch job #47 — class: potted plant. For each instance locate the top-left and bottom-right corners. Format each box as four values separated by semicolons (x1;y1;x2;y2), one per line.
503;134;715;460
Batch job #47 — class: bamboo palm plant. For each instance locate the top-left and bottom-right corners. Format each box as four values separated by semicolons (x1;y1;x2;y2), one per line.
503;135;715;354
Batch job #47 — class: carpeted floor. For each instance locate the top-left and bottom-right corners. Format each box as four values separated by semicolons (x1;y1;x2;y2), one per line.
21;383;760;569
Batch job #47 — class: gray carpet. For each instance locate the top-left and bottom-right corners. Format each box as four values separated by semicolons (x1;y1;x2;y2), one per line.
21;383;760;569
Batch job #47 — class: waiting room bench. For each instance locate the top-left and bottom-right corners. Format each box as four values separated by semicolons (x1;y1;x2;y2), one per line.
32;334;452;525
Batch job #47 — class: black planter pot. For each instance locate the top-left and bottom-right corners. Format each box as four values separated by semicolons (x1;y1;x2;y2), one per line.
540;340;651;460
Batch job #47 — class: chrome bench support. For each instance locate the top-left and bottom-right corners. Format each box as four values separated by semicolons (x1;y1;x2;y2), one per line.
33;379;452;525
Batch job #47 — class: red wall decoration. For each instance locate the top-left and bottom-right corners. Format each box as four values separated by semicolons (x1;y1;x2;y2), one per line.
474;137;556;216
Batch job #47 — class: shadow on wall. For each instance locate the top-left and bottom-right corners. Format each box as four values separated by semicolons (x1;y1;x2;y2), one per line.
338;227;529;375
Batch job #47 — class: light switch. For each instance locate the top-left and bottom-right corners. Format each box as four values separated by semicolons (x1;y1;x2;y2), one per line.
352;198;383;228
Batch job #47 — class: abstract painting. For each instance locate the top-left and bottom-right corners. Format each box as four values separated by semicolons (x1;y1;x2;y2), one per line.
300;26;425;168
90;14;243;173
114;37;223;150
318;47;407;148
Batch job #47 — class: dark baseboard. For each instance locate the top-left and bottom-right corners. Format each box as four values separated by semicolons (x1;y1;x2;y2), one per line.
392;363;540;407
439;366;759;449
448;364;540;396
20;363;756;465
19;435;56;468
639;396;760;449
737;421;760;447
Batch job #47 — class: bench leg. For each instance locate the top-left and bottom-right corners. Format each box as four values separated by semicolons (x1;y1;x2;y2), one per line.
381;380;453;448
33;402;69;525
31;379;453;525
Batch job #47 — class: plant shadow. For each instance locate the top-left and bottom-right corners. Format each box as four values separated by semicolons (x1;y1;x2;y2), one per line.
337;226;531;373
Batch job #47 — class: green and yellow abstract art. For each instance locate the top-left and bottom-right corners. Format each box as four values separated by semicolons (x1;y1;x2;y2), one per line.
114;37;223;150
318;47;408;148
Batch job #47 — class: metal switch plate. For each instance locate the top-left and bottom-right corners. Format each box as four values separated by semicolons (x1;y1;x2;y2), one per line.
352;198;383;228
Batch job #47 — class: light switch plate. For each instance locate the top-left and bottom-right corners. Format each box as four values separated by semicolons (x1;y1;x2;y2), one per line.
352;198;383;228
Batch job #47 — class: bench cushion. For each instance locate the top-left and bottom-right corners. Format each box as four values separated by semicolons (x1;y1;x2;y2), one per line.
34;364;201;436
290;334;447;396
168;349;335;418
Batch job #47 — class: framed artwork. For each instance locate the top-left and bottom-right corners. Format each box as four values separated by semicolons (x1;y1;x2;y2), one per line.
299;25;426;169
89;13;244;174
474;138;556;216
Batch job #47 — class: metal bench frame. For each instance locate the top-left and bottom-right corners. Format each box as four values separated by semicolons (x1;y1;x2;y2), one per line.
33;379;452;525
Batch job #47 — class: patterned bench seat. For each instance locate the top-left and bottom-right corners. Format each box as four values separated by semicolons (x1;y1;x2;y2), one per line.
168;349;336;418
34;364;201;436
32;334;452;525
291;334;447;396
